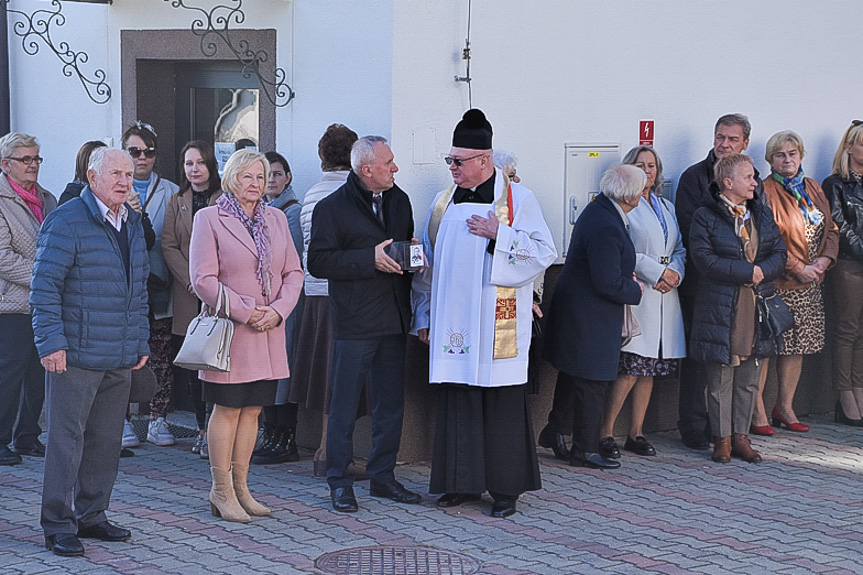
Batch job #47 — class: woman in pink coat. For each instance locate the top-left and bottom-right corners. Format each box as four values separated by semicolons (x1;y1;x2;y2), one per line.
189;149;303;522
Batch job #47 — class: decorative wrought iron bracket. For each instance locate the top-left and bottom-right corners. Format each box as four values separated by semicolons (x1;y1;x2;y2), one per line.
164;0;295;107
1;0;112;104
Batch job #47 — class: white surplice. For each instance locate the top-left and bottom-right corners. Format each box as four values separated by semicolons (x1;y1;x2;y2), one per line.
412;169;557;387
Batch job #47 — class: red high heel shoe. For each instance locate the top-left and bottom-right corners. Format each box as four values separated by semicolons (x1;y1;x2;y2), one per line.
771;407;809;432
750;423;774;436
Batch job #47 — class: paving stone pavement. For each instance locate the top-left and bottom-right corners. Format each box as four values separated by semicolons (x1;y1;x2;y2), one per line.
2;413;862;574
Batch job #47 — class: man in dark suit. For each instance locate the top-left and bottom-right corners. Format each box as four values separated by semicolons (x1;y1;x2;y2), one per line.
307;136;421;513
543;164;645;469
675;114;753;450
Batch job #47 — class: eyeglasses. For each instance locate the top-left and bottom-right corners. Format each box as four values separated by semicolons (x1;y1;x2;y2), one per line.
853;120;863;127
127;147;156;159
4;155;43;165
444;153;485;167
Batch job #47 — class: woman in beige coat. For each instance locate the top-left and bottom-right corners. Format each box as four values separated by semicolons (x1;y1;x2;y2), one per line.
0;132;56;466
162;141;222;456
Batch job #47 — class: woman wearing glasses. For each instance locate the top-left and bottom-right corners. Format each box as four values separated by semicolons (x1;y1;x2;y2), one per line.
823;121;863;426
120;122;181;449
0;132;56;465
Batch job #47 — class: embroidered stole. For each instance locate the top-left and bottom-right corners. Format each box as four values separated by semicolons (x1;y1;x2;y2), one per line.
429;173;518;358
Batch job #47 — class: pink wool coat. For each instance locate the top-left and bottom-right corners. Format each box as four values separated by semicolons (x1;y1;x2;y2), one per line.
189;203;303;384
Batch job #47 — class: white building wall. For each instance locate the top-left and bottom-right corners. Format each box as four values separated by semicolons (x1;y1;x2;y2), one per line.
8;0;113;195
6;0;862;257
7;0;393;198
391;0;863;255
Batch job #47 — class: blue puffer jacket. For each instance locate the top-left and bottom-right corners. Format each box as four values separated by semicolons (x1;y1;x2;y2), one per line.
30;187;150;369
688;183;787;365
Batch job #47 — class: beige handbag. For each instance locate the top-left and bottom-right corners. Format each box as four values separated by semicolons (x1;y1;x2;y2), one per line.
173;283;234;372
621;305;642;348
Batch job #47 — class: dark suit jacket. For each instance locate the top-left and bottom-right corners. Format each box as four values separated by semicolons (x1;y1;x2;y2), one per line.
543;193;642;381
307;171;414;339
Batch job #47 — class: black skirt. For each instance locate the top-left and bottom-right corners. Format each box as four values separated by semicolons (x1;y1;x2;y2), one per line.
203;379;277;408
429;383;542;497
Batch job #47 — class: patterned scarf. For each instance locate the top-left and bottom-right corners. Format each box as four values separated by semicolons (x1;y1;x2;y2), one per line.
8;178;44;223
772;169;821;225
217;192;273;296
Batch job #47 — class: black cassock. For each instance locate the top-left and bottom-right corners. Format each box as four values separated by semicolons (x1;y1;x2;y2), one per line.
429;383;541;498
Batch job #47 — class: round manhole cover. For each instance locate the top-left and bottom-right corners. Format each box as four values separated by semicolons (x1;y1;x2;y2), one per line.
316;545;481;575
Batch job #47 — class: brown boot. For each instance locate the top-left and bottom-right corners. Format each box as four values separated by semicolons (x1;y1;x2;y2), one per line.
732;433;762;464
711;436;731;463
209;466;251;522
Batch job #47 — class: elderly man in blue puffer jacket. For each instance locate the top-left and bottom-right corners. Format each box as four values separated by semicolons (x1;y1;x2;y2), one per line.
30;147;150;558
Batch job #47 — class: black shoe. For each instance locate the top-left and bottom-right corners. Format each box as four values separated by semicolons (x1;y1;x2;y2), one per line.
624;435;656;456
119;448;135;458
330;486;358;512
538;424;569;461
284;428;300;462
435;493;481;508
681;433;709;450
835;400;863;427
252;424;277;459
0;446;23;466
77;520;131;542
369;480;422;504
252;427;300;464
12;439;45;457
490;497;517;518
598;436;621;459
45;533;85;557
570;449;621;469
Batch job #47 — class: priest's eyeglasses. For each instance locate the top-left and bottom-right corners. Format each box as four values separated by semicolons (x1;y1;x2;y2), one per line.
444;153;485;167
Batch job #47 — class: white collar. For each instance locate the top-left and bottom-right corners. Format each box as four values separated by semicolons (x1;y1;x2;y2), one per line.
92;192;129;231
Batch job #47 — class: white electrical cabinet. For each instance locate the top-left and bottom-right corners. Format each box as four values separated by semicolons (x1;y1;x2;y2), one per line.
561;143;620;260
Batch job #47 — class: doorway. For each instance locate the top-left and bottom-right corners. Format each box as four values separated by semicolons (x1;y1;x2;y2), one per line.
121;29;277;183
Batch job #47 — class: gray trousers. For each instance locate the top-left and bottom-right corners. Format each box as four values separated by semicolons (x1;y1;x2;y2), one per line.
705;358;763;438
41;366;131;536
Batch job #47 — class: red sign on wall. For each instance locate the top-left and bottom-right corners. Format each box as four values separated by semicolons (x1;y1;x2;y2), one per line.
639;120;655;146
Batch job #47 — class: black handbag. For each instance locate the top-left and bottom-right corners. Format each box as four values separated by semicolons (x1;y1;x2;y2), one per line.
755;290;795;339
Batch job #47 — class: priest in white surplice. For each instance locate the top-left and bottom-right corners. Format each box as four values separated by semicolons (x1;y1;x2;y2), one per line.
412;109;557;518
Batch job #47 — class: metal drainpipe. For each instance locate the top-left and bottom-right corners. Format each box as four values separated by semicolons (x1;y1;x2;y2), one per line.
0;6;10;135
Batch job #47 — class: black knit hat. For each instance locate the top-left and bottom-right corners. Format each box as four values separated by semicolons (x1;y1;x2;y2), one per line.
452;109;493;149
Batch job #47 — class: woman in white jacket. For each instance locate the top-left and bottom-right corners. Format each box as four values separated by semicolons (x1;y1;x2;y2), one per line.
599;146;686;458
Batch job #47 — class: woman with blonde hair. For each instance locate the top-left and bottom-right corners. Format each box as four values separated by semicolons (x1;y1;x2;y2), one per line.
189;149;303;522
823;121;863;425
750;131;838;435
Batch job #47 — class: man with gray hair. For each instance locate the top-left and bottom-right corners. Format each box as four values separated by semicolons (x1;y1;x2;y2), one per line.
675;113;760;451
31;147;150;557
308;136;421;513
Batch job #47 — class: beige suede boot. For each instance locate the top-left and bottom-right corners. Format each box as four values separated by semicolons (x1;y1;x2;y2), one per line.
232;463;271;516
209;466;251;522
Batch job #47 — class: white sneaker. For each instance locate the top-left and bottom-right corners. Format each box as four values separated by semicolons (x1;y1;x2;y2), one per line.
122;420;139;448
147;417;176;446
